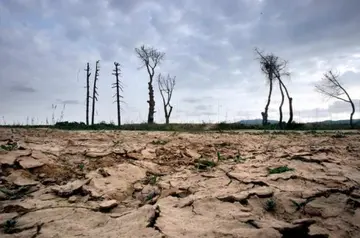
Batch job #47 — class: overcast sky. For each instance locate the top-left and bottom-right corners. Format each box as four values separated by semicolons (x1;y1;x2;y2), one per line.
1;0;360;125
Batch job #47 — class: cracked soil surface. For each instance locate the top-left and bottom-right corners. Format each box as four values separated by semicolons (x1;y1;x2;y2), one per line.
1;128;360;237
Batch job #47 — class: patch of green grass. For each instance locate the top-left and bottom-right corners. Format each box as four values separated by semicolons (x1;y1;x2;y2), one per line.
3;219;17;234
332;131;346;138
0;142;18;151
78;163;85;171
264;199;276;212
151;139;168;145
268;166;294;174
234;153;246;163
291;200;307;211
195;159;217;170
217;151;223;161
144;175;158;185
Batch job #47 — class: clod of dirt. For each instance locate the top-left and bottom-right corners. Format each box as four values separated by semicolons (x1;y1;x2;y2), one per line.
6;171;39;186
68;196;77;203
51;179;91;197
185;149;201;159
98;168;110;177
0;190;8;200
99;200;118;212
17;156;44;169
0;150;32;166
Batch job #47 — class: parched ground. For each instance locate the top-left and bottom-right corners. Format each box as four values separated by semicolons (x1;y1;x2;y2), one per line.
0;128;360;238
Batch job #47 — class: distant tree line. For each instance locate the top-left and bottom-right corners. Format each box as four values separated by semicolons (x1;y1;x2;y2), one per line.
83;45;356;129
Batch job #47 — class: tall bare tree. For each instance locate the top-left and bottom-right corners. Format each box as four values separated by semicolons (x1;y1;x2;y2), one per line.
158;73;176;124
91;60;100;125
278;79;285;128
135;45;165;124
315;70;355;128
85;62;91;126
255;48;293;126
274;69;293;126
112;62;124;126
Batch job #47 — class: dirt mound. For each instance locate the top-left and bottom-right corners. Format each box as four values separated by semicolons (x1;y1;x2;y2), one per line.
0;128;360;237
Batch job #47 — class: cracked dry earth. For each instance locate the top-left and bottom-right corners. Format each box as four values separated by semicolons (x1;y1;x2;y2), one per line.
0;129;360;237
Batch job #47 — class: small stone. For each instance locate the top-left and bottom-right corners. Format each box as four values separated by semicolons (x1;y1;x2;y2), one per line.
185;149;201;159
51;179;90;197
99;200;118;212
292;218;316;226
39;173;46;178
249;187;274;198
68;196;77;203
42;178;56;185
133;182;143;191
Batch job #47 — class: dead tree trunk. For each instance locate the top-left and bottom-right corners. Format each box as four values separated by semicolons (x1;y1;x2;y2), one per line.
85;62;91;126
135;45;165;124
278;80;285;129
276;75;293;126
91;60;100;125
112;62;123;126
158;74;176;124
263;70;273;125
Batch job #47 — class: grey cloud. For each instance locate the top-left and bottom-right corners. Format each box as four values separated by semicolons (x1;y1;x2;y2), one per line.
194;104;212;111
182;96;214;104
56;99;81;105
10;85;36;93
328;100;360;114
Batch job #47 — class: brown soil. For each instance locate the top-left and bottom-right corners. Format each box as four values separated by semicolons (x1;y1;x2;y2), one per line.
0;128;360;237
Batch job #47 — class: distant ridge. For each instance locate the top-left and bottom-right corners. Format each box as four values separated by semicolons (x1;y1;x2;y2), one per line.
239;119;360;125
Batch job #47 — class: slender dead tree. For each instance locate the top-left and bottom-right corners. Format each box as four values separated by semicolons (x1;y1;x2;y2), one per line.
255;48;293;126
315;70;355;128
273;68;293;126
112;62;124;126
85;62;91;126
135;45;165;124
255;49;277;125
278;79;285;129
91;60;100;125
158;73;176;124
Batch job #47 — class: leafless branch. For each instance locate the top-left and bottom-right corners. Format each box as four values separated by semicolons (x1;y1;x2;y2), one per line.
158;73;176;124
315;70;355;128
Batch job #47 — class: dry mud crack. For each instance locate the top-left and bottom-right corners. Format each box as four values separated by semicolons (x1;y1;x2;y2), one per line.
1;128;360;237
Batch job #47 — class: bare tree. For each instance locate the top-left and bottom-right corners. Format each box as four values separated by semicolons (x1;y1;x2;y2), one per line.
112;62;124;126
158;73;176;124
315;70;355;128
278;80;285;129
85;62;91;126
91;60;100;125
255;48;293;127
135;45;165;124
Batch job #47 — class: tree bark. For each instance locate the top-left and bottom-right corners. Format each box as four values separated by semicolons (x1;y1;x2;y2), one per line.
91;61;99;125
85;63;91;126
349;98;355;129
278;80;285;129
115;64;121;126
263;71;273;126
278;77;293;126
148;78;155;124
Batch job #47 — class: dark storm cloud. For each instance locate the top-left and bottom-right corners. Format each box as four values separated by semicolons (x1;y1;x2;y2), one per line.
0;0;359;124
